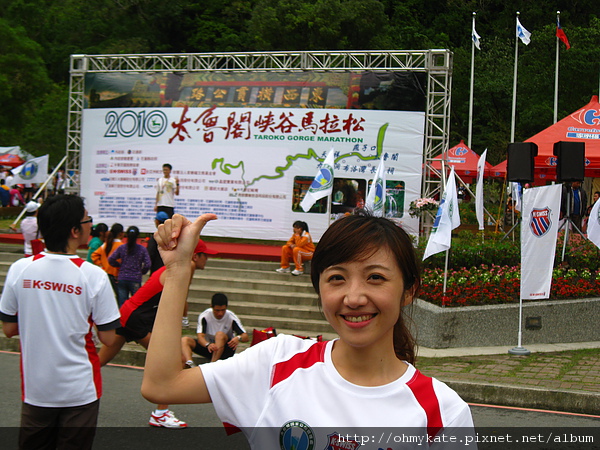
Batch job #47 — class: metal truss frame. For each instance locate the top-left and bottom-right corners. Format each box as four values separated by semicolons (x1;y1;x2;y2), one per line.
66;50;452;197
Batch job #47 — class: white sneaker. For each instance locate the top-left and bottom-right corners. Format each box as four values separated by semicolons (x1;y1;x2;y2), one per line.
291;269;304;276
276;267;291;273
149;410;188;428
182;317;189;328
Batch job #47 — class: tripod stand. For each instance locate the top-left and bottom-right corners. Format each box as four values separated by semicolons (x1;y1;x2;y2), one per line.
501;182;522;241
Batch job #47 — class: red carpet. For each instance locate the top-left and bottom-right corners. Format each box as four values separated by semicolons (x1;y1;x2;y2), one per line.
0;234;281;262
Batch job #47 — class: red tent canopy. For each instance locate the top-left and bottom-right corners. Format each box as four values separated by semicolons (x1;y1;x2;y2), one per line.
489;161;507;178
430;140;492;182
0;153;25;168
488;160;554;183
528;95;600;179
493;96;600;183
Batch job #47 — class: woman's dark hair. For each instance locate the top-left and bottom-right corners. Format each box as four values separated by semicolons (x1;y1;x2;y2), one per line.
293;220;309;233
90;223;108;238
125;226;140;254
105;223;124;255
310;210;420;364
37;195;86;253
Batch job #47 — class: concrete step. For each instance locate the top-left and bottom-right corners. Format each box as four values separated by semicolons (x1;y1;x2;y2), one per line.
0;243;332;338
203;265;314;283
186;299;325;321
235;314;335;334
194;271;314;295
187;283;318;306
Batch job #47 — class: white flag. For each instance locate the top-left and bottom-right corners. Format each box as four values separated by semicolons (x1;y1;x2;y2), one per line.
511;182;522;212
472;24;482;50
423;167;461;260
11;154;49;185
365;158;386;217
520;184;561;300
300;148;335;212
587;198;600;249
476;149;487;230
516;18;531;45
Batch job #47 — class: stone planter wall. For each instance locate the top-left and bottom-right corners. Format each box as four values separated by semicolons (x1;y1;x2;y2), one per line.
407;297;600;348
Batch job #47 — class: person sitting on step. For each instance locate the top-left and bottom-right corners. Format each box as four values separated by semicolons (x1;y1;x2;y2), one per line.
276;220;314;276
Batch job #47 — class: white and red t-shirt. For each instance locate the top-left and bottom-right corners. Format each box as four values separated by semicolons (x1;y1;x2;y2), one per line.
0;252;120;407
202;335;475;449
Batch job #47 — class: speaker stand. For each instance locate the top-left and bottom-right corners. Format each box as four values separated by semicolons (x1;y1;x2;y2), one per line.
559;184;586;262
501;217;521;241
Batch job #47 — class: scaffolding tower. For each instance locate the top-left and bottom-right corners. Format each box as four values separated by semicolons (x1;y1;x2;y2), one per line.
66;50;452;199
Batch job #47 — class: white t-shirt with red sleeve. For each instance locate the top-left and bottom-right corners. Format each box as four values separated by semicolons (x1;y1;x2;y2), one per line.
201;334;475;449
0;252;120;407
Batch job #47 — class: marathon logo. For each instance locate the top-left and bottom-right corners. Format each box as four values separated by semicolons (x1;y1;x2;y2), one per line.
22;279;83;295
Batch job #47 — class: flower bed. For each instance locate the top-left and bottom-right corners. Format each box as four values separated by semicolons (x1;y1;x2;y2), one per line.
421;265;600;307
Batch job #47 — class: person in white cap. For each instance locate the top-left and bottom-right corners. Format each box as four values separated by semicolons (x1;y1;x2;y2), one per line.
21;201;41;257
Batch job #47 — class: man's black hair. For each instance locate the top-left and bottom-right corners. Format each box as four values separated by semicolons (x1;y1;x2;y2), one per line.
37;195;85;253
211;293;228;307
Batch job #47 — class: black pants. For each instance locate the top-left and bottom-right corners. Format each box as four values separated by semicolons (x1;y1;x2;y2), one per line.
19;400;100;450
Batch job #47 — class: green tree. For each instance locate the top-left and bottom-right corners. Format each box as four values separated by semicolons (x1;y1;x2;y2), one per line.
247;0;390;50
0;18;52;145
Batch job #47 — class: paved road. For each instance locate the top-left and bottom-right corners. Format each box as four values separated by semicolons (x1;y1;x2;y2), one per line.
0;351;598;449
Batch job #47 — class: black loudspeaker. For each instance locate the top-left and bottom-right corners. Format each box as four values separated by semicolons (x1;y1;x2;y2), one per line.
553;141;585;182
507;142;538;182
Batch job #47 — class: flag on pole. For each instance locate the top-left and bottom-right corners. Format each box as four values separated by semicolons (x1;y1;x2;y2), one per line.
476;149;487;230
511;182;522;212
423;167;461;260
472;22;481;50
516;18;531;45
300;148;335;212
556;17;570;49
520;184;561;300
365;158;386;217
587;199;600;249
11;155;49;185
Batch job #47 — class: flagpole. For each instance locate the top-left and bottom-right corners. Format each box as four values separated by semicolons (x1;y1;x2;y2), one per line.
441;161;449;298
10;155;66;229
554;11;561;124
510;12;520;143
509;296;531;355
468;12;477;149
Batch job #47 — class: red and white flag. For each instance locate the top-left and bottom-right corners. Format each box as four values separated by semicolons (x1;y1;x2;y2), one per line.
556;17;571;49
520;184;561;300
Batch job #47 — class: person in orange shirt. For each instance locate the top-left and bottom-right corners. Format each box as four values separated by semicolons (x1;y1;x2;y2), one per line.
276;221;315;276
92;223;124;295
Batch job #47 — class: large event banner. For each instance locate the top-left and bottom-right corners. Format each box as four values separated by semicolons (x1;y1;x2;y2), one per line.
80;71;426;241
520;184;561;300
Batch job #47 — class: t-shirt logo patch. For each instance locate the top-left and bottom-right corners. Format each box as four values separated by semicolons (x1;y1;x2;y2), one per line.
279;420;315;450
530;207;552;237
22;279;83;295
324;432;360;450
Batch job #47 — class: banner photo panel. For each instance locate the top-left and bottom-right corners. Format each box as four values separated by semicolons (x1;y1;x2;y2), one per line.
80;71;426;241
520;184;562;300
